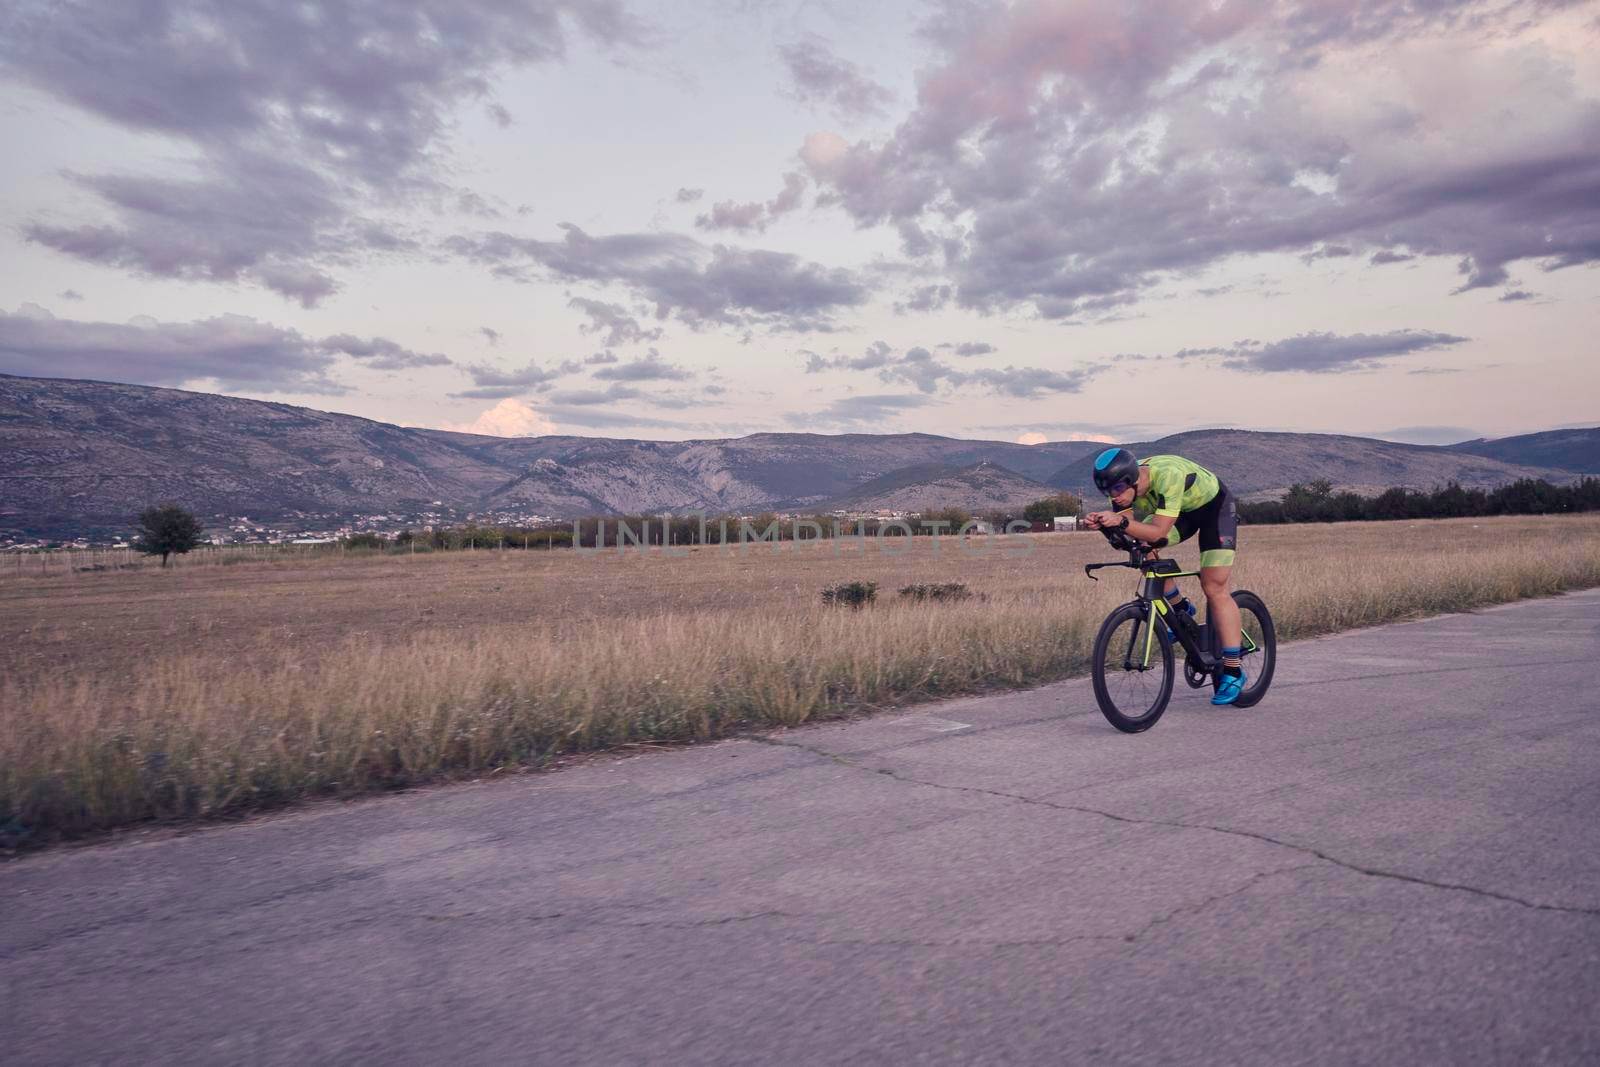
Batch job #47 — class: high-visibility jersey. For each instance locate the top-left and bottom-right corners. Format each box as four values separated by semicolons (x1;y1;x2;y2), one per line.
1130;455;1221;519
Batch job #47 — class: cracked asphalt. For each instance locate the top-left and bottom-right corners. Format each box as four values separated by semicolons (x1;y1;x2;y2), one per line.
5;589;1600;1065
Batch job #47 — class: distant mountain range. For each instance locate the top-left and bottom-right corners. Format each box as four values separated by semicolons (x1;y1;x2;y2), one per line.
1446;428;1600;474
1;373;1594;537
1045;427;1593;501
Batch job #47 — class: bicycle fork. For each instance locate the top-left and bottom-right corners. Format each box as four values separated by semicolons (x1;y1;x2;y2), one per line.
1122;600;1162;671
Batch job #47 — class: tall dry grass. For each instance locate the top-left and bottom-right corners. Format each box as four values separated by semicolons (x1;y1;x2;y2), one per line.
3;516;1598;841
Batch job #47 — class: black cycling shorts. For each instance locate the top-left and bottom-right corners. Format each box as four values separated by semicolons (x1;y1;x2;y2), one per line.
1166;480;1237;568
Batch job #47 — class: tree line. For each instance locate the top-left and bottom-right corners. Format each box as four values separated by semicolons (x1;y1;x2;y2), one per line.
1238;478;1600;525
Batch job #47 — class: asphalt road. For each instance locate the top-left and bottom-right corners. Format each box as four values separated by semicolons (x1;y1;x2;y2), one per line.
6;590;1600;1065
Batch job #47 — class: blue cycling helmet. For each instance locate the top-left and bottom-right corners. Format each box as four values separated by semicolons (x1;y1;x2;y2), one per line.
1091;447;1139;496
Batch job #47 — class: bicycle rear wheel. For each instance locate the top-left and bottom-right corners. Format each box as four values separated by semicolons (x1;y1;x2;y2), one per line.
1091;602;1175;733
1228;590;1276;708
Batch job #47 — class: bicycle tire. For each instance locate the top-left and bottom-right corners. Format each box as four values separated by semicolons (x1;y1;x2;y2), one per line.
1091;601;1175;733
1228;590;1276;708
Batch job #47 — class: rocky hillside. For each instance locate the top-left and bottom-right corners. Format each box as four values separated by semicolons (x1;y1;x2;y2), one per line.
816;461;1061;514
0;374;513;534
418;429;1098;512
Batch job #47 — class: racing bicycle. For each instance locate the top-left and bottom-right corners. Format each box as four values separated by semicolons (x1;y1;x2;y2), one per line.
1083;525;1276;732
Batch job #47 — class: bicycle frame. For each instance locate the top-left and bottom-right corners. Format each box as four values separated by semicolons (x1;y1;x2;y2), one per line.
1147;572;1215;667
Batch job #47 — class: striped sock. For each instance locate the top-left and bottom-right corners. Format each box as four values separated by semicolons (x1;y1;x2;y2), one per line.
1221;645;1242;674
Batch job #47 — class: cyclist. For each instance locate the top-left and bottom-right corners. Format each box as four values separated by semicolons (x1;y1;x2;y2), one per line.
1082;448;1246;705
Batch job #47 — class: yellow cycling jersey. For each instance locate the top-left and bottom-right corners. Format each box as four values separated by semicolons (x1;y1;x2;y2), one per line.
1129;455;1221;519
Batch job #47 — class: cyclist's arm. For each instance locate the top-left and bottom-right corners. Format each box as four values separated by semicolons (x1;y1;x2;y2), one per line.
1116;464;1183;545
1114;511;1175;546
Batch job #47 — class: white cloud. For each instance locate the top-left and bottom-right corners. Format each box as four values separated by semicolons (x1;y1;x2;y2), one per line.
445;398;557;438
1016;431;1048;445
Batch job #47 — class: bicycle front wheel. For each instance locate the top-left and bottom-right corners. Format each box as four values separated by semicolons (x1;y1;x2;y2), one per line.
1091;602;1175;733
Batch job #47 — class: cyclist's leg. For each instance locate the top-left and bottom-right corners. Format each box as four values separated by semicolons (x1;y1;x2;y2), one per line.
1198;486;1241;664
1200;565;1240;649
1160;517;1198;619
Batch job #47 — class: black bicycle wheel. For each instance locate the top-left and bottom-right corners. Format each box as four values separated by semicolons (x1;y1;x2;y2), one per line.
1091;602;1175;732
1228;590;1276;708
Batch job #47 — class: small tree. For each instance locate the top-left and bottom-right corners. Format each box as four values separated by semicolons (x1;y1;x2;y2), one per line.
1023;492;1083;524
134;504;204;567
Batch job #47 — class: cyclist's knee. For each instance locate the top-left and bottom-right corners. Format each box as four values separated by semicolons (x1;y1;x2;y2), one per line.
1199;569;1231;599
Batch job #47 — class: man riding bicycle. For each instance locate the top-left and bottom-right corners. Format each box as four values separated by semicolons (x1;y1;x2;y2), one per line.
1082;449;1247;705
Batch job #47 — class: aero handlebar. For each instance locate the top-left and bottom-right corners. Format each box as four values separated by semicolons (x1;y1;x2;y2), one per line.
1083;524;1155;579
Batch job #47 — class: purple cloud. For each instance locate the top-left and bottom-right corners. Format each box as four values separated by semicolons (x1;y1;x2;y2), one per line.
806;339;1095;397
569;297;664;346
2;0;645;304
453;358;575;399
320;334;451;370
546;383;642;405
804;340;895;373
695;173;808;234
1220;329;1470;373
797;1;1600;317
447;223;868;331
591;349;692;381
0;304;446;392
779;36;894;120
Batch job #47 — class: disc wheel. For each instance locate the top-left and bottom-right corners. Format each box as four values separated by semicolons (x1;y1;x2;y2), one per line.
1091;602;1175;733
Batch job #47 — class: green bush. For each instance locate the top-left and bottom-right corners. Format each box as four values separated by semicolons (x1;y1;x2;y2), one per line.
821;580;878;608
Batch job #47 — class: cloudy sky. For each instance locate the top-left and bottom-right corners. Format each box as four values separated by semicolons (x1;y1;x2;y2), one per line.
1;0;1596;445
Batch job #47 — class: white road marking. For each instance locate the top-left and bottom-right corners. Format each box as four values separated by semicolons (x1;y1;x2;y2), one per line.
891;715;973;732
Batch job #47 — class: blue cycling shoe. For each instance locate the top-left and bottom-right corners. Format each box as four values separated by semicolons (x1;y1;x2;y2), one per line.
1211;669;1247;705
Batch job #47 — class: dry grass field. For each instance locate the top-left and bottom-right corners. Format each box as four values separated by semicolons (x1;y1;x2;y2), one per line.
4;514;1599;842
